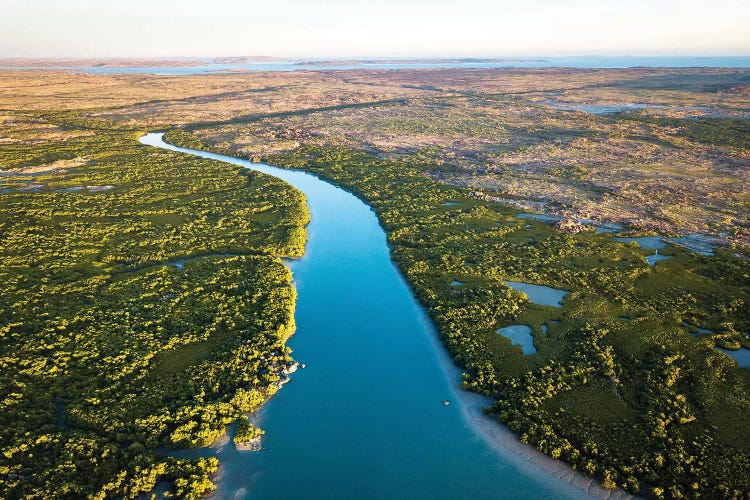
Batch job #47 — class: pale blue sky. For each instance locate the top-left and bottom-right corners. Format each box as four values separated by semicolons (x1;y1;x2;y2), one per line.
2;0;749;58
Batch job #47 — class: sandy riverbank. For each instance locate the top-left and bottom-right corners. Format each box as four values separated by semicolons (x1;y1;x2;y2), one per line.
415;310;636;500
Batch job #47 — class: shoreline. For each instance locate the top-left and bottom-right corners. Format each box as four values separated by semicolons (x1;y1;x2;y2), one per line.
414;305;636;500
152;132;635;499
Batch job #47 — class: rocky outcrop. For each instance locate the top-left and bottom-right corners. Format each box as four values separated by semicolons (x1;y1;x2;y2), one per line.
553;218;595;234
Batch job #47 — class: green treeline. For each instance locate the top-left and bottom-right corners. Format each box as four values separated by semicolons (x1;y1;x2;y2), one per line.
168;129;750;499
0;118;309;498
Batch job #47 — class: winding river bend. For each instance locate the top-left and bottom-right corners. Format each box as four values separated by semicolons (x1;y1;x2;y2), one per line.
140;133;593;499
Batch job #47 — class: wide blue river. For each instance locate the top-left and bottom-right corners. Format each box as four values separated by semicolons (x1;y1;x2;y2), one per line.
140;133;590;499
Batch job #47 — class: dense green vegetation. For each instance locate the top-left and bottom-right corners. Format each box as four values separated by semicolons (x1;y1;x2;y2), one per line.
0;117;309;498
3;66;749;498
168;129;750;498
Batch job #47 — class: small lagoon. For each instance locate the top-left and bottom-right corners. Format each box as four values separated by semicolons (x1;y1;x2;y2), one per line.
615;234;717;265
497;325;536;355
717;348;750;368
615;234;716;256
645;252;672;266
517;212;717;258
517;213;560;224
503;281;569;308
623;242;675;266
614;236;667;250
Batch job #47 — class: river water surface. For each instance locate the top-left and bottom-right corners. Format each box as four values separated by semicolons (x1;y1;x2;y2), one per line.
140;133;591;499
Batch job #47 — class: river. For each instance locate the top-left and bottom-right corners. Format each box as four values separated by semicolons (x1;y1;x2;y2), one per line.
139;133;607;500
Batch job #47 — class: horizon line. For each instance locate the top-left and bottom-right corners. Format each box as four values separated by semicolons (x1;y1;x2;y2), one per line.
2;54;750;61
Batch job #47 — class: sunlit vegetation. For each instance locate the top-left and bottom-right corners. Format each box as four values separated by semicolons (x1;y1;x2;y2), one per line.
168;129;750;497
0;115;309;498
162;68;750;249
2;67;749;498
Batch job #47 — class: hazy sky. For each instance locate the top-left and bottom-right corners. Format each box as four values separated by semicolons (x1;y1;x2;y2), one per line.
2;0;749;58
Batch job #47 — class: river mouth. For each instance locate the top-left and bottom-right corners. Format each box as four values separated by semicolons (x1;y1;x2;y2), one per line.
139;132;604;499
